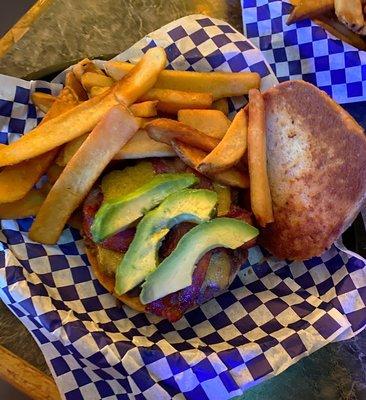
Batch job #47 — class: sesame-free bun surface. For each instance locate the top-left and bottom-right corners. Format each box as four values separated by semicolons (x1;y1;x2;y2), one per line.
260;80;366;260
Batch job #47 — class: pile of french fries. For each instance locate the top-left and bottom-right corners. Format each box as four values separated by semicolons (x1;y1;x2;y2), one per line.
0;47;273;245
288;0;366;51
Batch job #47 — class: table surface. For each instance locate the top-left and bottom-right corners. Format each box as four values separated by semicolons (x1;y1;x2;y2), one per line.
0;1;365;399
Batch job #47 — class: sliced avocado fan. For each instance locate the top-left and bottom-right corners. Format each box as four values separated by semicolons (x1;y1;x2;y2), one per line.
115;189;218;295
140;218;259;305
91;173;198;242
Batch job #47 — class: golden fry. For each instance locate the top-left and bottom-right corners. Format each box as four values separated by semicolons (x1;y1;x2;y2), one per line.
81;72;114;91
0;47;167;167
198;108;248;173
177;109;230;139
56;116;150;167
141;88;213;114
130;101;158;118
171;140;249;188
114;129;175;159
0;189;45;219
31;92;55;113
114;47;167;105
105;60;261;99
287;0;334;24
56;134;88;167
73;58;105;81
146;118;220;152
57;128;174;166
65;71;88;101
334;0;365;34
0;81;80;203
29;106;139;244
247;89;273;227
89;86;109;98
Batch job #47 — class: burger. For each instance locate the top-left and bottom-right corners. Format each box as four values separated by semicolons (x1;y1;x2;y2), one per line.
82;158;258;322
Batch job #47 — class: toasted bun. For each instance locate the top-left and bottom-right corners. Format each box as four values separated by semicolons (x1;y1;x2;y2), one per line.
260;80;366;260
85;243;146;312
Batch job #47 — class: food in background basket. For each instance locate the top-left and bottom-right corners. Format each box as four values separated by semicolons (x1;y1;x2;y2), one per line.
0;47;365;321
287;0;366;50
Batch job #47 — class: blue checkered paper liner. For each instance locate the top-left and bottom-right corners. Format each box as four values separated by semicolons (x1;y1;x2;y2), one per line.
242;0;366;104
0;14;365;400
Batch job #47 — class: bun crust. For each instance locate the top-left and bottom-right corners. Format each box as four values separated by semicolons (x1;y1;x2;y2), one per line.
85;243;146;312
260;80;366;260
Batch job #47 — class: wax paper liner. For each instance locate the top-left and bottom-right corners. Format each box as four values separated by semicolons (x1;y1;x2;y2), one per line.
242;0;366;104
0;14;365;400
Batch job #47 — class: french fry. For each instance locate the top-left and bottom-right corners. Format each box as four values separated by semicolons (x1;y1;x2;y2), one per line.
89;86;109;98
315;15;366;50
212;98;229;115
29;105;139;244
65;71;88;101
130;101;158;118
31;92;55;113
81;72;114;91
177;109;231;139
56;133;89;167
105;60;261;99
146;118;220;152
247;89;273;227
334;0;365;33
73;58;105;81
92;83;211;114
198;108;248;173
140;88;213;114
113;47;167;105
0;189;45;219
0;81;80;203
287;0;334;24
56;116;153;167
171;140;249;188
139;117;155;128
57;127;173;166
114;129;175;159
0;47;167;167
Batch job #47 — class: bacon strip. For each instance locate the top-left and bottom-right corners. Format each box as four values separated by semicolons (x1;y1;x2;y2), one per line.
82;188;135;252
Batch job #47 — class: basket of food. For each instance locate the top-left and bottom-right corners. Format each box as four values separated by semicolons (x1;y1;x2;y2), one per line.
288;0;366;50
0;14;365;400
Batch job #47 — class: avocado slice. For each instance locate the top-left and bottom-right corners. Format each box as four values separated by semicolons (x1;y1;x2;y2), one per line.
140;218;258;304
91;173;198;242
114;189;218;295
